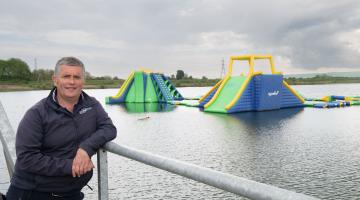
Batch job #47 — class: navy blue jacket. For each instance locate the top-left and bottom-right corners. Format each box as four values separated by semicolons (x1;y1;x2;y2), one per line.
11;88;117;193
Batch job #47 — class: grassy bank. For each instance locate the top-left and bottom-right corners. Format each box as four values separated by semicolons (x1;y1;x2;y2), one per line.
0;78;219;92
0;79;124;92
284;75;360;85
1;75;360;92
169;78;220;87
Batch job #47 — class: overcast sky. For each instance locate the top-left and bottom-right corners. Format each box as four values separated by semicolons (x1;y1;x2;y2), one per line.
1;0;360;78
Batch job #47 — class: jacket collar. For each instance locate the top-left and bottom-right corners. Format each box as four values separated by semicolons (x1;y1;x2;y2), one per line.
51;88;85;105
47;87;95;112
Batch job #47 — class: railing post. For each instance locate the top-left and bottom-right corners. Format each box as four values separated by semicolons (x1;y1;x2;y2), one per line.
97;148;109;200
3;149;14;177
0;101;16;178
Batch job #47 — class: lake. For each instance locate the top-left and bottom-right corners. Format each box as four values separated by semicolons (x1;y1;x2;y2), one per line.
1;84;360;199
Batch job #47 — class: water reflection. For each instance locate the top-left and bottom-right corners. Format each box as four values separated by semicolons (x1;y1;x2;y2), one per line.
230;107;304;128
204;107;304;135
202;108;308;188
113;103;176;113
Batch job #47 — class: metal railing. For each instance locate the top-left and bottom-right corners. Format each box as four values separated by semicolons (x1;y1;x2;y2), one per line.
0;101;16;178
0;101;319;200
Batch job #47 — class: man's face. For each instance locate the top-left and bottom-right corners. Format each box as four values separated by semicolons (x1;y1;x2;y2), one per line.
53;65;84;101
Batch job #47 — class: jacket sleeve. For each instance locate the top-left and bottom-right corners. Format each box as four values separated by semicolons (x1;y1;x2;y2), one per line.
79;101;117;157
15;107;73;176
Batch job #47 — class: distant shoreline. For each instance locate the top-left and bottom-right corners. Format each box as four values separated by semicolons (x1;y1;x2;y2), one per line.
0;83;122;92
1;77;360;92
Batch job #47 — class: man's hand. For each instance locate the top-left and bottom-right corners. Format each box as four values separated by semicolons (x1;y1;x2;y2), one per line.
72;148;94;178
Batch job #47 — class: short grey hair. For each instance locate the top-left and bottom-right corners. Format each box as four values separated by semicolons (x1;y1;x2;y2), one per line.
54;57;85;77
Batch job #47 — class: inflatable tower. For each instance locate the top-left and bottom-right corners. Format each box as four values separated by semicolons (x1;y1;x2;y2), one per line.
106;70;184;104
199;55;304;113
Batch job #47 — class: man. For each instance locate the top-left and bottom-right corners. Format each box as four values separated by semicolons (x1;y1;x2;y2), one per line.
6;57;117;199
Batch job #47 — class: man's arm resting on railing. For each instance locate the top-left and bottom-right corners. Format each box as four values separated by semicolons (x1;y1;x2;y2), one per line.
79;101;117;157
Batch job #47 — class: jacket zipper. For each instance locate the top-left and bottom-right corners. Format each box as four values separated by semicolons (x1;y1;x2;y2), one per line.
72;117;80;147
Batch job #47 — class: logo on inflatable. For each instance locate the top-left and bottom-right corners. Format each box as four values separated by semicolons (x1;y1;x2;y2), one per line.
268;91;279;96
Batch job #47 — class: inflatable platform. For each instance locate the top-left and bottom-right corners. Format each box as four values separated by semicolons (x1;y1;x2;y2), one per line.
106;70;184;104
305;95;360;108
199;55;305;113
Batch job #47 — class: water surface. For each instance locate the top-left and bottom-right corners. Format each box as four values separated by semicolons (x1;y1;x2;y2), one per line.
1;84;360;199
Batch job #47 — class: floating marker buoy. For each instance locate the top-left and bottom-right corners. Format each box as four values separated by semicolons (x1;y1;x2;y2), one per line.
138;116;150;120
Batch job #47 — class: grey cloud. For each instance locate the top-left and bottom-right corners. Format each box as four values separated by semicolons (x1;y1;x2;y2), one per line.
0;0;360;78
274;1;360;68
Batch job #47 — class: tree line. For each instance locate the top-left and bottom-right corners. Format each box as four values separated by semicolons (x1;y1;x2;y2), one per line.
285;74;360;85
172;70;208;80
2;58;359;87
0;59;210;83
0;58;32;80
0;58;119;82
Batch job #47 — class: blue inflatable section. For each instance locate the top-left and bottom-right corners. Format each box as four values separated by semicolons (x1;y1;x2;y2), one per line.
143;73;148;99
151;73;184;102
152;74;175;102
254;75;282;111
106;79;134;104
227;79;254;113
199;88;218;107
313;101;351;108
280;85;303;108
331;95;346;101
226;74;303;113
163;75;184;101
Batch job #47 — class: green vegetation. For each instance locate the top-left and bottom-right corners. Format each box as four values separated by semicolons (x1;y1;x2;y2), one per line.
1;58;360;92
0;79;123;92
169;70;219;87
285;75;360;85
170;76;219;87
0;58;123;92
0;58;31;80
176;70;185;80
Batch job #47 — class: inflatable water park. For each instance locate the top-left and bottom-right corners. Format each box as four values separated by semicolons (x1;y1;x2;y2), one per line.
304;95;360;108
198;55;304;113
106;54;360;113
106;70;184;104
